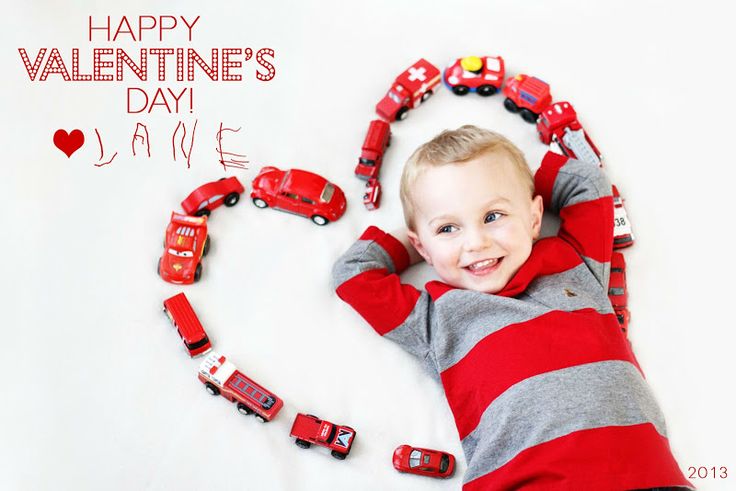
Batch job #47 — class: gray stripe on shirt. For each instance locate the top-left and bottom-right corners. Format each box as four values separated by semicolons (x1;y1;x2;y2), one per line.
332;239;396;289
461;360;666;483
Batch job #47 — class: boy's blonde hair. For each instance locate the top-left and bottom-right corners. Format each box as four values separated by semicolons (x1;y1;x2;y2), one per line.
400;125;534;230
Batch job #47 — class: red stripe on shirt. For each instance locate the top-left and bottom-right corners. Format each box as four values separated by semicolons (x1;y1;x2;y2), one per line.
442;309;635;439
359;226;410;273
463;423;691;491
534;151;569;208
336;269;421;336
558;197;614;263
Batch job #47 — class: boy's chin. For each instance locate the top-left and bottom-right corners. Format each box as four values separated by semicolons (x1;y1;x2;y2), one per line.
444;275;508;294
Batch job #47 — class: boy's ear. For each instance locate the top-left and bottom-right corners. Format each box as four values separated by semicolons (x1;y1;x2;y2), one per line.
407;230;433;265
530;195;544;239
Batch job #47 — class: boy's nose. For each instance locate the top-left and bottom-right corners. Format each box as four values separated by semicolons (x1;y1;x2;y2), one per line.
464;227;493;252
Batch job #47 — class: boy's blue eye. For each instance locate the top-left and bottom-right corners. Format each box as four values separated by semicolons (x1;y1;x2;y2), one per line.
485;212;502;223
437;224;457;234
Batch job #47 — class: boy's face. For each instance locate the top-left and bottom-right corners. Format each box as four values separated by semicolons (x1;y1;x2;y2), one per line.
407;153;543;294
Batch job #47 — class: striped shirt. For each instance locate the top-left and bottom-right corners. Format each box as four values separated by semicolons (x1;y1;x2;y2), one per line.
333;152;691;490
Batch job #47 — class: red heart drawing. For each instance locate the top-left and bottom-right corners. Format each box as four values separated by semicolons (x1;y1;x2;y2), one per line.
53;129;85;158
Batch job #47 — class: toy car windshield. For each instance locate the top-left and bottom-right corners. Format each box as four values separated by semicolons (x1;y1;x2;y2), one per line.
359;157;376;165
168;249;194;257
320;183;335;202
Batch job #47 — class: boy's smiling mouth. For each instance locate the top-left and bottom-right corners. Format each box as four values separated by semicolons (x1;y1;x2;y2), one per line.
464;257;503;275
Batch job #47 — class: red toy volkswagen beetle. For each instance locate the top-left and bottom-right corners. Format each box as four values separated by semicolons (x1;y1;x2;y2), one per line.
393;445;456;478
181;176;245;217
443;55;505;96
250;167;346;225
158;212;209;284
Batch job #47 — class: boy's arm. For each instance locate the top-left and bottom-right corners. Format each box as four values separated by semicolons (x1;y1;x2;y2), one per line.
332;226;436;369
534;151;613;287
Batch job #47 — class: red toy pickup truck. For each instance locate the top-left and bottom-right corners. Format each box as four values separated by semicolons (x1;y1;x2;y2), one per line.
290;413;356;460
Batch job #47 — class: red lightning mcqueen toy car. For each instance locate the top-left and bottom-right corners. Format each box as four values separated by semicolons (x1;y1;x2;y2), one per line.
158;212;210;284
393;445;456;478
181;176;245;217
251;167;346;225
443;55;505;96
290;413;356;460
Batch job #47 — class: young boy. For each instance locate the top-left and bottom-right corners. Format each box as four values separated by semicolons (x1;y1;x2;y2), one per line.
332;126;691;490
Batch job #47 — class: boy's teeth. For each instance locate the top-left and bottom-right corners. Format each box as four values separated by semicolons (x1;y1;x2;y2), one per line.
469;258;497;270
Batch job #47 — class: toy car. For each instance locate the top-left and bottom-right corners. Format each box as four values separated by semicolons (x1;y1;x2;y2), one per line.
355;119;391;180
502;74;552;124
609;251;630;333
250;167;347;225
376;58;441;122
363;178;381;211
443;55;505;96
181;176;245;217
158;212;209;284
612;185;635;249
537;102;602;167
198;352;284;423
393;445;456;478
163;292;212;357
290;413;356;460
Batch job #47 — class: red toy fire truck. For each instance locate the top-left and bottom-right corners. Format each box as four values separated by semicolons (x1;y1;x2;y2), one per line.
443;55;505;96
198;352;284;423
290;413;356;460
609;251;630;334
181;176;245;217
537;102;603;167
163;292;212;357
612;185;635;249
363;178;381;211
502;74;552;124
158;212;209;284
355;119;391;180
376;58;441;122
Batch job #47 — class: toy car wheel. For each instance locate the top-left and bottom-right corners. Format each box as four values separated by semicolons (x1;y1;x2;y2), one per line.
396;107;409;121
205;383;220;396
194;208;211;217
520;109;538;124
237;403;254;415
477;85;497;96
452;85;470;96
295;439;311;449
311;215;329;226
194;263;203;282
503;98;519;113
224;192;240;207
420;90;433;102
331;450;347;460
253;197;269;208
203;236;210;257
255;415;268;423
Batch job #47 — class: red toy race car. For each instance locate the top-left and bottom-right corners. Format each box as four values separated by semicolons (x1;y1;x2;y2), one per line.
181;176;245;217
355;119;391;180
363;178;381;211
376;58;441;122
163;292;212;357
393;445;456;479
198;352;284;423
290;413;356;460
158;212;209;284
537;102;603;167
609;251;630;334
251;167;346;225
503;74;553;124
443;55;505;96
612;185;635;249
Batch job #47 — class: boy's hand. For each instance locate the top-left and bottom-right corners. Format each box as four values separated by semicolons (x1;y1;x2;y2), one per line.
391;228;425;266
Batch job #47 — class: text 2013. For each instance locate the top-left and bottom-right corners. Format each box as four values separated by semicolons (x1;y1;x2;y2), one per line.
688;466;728;479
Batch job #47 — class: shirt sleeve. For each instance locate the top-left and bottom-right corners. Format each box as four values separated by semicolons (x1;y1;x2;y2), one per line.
332;226;437;371
534;151;613;287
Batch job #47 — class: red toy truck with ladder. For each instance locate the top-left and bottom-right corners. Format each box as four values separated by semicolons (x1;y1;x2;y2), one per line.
376;58;441;122
198;352;284;423
355;119;391;180
163;292;212;357
290;413;356;460
503;74;552;123
537;101;603;167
